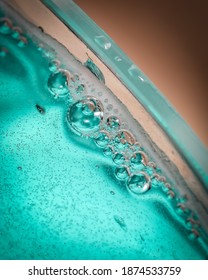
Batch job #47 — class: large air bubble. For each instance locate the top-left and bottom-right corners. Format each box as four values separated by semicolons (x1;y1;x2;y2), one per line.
67;97;104;137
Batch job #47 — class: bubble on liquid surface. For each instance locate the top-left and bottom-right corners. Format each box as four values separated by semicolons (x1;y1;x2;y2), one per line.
103;145;114;157
48;69;70;98
114;130;135;150
94;130;110;148
0;46;8;57
130;151;148;168
106;116;120;130
0;18;12;34
48;60;61;72
113;153;125;165
94;35;111;50
115;166;129;180
188;229;199;241
128;64;147;82
130;152;143;167
67;97;104;137
17;36;28;48
11;26;22;39
76;84;85;94
127;172;151;194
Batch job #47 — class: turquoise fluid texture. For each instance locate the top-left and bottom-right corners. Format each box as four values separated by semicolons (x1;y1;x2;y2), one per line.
0;6;207;260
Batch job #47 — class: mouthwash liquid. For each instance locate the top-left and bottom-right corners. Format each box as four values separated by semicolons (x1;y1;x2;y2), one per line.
0;1;207;260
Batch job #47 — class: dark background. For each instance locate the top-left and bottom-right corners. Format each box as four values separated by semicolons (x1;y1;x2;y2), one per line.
76;0;208;147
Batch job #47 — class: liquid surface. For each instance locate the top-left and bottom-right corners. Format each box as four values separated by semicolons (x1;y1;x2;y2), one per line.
0;7;207;260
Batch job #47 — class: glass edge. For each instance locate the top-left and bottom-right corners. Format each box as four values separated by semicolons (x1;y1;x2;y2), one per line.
41;0;208;188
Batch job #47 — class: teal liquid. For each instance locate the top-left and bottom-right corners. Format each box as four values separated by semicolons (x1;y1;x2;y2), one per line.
0;7;208;260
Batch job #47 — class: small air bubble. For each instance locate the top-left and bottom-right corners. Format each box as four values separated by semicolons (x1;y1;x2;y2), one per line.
115;166;129;180
11;26;22;39
103;146;114;157
106;116;120;130
127;172;151;194
0;46;8;57
94;130;110;148
0;18;13;34
76;84;85;94
48;69;70;98
106;104;113;111
188;229;199;241
17;36;28;48
113;153;125;165
48;60;61;72
130;152;142;168
114;130;135;150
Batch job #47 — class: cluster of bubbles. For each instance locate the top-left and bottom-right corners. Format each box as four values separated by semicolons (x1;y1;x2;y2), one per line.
46;53;202;241
47;59;86;100
0;17;28;49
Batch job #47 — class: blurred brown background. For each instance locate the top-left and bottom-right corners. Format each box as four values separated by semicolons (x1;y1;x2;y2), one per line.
76;0;208;148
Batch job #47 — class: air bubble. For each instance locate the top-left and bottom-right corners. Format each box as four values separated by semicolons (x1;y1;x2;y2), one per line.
131;142;141;151
128;64;146;82
67;97;104;137
176;203;191;215
11;26;22;39
115;166;129;180
73;73;80;81
103;145;114;157
48;60;61;72
127;172;151;194
48;69;70;98
161;182;172;192
0;46;8;57
94;35;111;50
94;130;110;148
106;104;113;111
151;177;162;188
76;84;85;94
188;229;199;240
167;190;175;200
37;43;44;52
0;18;12;34
143;166;154;177
114;130;135;150
17;36;28;48
147;161;157;169
130;152;143;168
186;217;200;229
106;116;120;130
113;153;125;165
